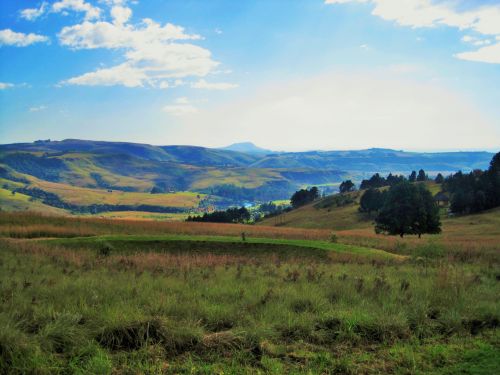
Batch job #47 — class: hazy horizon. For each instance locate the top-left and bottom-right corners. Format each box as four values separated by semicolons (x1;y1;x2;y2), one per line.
1;1;500;150
0;137;498;154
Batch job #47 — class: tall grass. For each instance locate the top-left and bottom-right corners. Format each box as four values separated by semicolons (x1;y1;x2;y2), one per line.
0;211;332;240
0;238;498;374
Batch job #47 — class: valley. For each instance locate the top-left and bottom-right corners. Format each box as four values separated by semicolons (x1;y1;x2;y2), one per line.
0;140;494;218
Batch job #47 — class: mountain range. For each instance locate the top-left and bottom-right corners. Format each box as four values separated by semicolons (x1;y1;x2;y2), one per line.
0;139;495;207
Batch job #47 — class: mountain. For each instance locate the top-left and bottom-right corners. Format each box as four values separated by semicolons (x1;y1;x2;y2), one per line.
249;148;494;173
0;140;495;211
220;142;274;155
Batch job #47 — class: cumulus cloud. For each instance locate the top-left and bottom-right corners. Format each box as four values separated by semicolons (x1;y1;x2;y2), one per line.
58;7;220;87
52;0;101;20
191;79;238;90
110;5;132;25
20;2;48;21
325;0;500;64
63;63;147;87
0;29;49;47
163;97;198;116
455;43;500;64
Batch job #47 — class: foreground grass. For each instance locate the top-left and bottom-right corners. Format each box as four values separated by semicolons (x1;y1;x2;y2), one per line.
1;236;499;374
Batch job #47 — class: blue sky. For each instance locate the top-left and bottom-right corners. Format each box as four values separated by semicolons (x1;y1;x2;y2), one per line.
1;0;499;151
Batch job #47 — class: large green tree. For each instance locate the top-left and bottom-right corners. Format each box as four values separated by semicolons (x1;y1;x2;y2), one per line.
359;188;386;215
375;181;441;238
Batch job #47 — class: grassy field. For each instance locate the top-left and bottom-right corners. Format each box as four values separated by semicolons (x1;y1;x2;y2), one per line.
92;211;189;221
0;188;69;216
258;185;500;261
0;210;499;373
25;178;206;208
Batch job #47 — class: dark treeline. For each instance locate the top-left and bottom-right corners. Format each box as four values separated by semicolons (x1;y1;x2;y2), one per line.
290;187;319;208
360;173;407;190
357;153;500;235
358;169;430;190
444;152;500;214
13;187;186;214
186;207;250;223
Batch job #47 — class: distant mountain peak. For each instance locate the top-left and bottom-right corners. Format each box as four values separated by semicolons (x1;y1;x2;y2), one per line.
220;142;274;154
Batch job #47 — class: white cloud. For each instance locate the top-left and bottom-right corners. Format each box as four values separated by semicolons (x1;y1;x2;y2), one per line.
62;62;147;87
52;0;101;20
191;79;238;90
173;71;499;150
163;97;198;116
0;82;14;90
455;43;500;64
110;5;132;25
325;0;500;64
29;105;47;112
158;81;169;89
58;10;220;87
20;2;48;21
0;29;49;47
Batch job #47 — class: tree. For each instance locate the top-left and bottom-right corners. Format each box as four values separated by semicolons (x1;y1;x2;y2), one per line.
186;206;250;223
435;173;444;184
375;181;441;238
409;171;417;182
359;188;385;215
417;169;427;182
360;173;387;189
387;173;405;186
444;153;500;214
339;180;355;193
290;187;319;208
488;152;500;207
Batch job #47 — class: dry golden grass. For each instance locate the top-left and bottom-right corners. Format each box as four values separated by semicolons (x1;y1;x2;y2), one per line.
0;224;96;239
0;211;332;240
25;178;205;208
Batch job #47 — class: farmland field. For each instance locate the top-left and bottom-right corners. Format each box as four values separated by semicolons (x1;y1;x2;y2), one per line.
0;212;499;374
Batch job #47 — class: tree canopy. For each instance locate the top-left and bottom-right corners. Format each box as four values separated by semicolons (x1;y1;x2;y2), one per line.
375;181;441;237
417;169;427;182
435;173;444;184
339;180;356;193
444;152;500;214
359;188;386;215
187;207;250;223
290;187;319;208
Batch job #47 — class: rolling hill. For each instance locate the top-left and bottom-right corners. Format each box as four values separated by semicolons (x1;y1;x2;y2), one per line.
0;139;495;216
258;182;500;255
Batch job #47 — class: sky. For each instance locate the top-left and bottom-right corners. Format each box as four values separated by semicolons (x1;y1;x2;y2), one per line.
0;0;499;151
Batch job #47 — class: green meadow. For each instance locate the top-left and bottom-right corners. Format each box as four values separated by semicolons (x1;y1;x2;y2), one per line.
1;212;499;374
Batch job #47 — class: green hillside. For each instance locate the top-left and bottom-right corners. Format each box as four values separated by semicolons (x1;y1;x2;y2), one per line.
0;140;496;216
0;187;69;215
